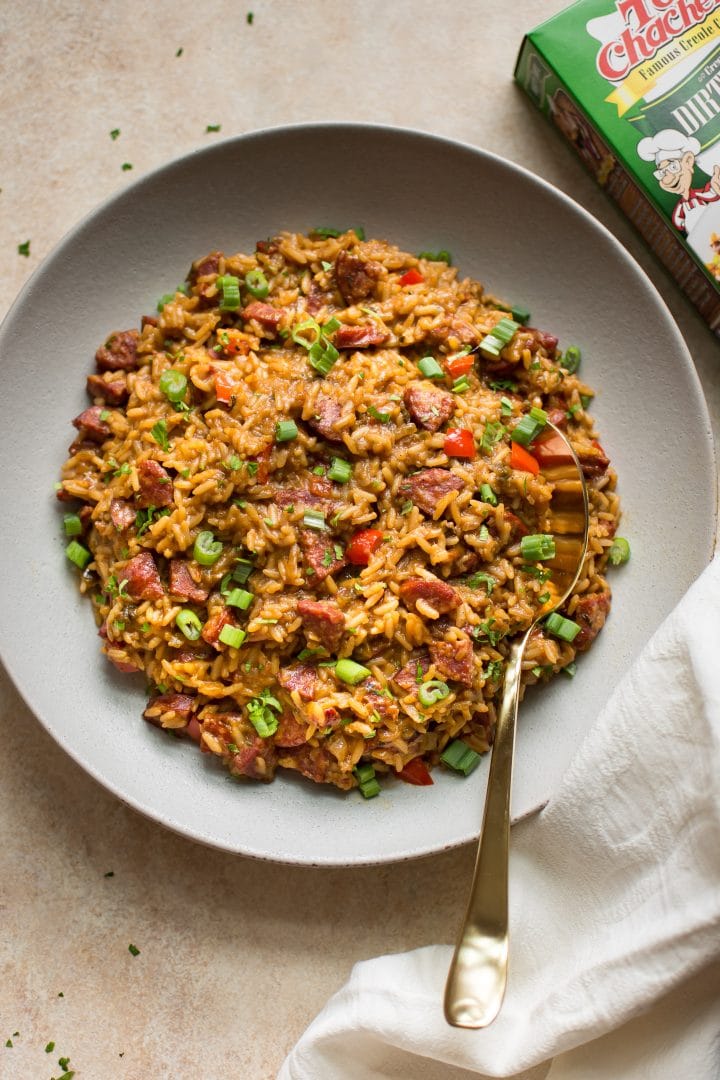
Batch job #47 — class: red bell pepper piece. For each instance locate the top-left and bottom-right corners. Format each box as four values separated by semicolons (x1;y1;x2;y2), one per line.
444;428;476;459
445;352;475;378
399;269;424;286
398;758;434;786
346;528;384;566
510;441;539;475
215;370;235;404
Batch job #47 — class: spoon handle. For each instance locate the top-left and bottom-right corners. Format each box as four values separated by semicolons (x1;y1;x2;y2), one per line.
443;635;527;1028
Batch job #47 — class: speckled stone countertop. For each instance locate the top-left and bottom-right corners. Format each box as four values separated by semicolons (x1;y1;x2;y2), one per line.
1;3;718;1078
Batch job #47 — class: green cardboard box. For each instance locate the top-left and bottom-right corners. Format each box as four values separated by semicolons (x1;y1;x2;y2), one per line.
515;0;720;336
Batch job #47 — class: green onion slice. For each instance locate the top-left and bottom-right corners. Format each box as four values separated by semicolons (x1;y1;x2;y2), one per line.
232;559;254;583
66;540;91;569
217;274;241;311
219;624;247;649
335;658;372;685
275;419;299;442
328;457;352;483
358;777;381;798
511;304;530;324
245;269;269;299
520;533;556;561
175;609;203;640
63;512;83;536
193;530;223;565
562;345;582;374
608;537;630;566
417;680;450;707
480;483;497;506
511;414;543;447
440;739;481;775
159;369;188;403
225;587;254;610
545;612;581;642
302;509;326;531
417;356;444;379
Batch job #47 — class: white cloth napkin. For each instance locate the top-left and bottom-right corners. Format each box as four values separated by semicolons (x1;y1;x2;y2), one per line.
280;555;720;1080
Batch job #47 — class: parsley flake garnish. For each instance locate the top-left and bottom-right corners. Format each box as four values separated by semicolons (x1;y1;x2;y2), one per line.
151;419;169;451
110;128;120;140
128;944;140;956
121;162;133;172
17;240;30;257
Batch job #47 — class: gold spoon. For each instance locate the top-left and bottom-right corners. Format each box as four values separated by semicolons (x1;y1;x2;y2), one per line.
444;421;589;1028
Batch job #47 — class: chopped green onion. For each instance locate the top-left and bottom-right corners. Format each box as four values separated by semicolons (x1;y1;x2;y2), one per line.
219;625;247;649
225;588;253;610
65;540;91;569
121;162;133;171
275;419;298;442
417;679;450;707
245;269;269;299
367;405;391;423
608;537;631;566
354;762;376;784
353;226;366;241
335;658;372;685
500;396;513;416
175;609;203;640
314;227;342;238
321;260;333;271
358;776;381;798
292;318;321;348
156;292;176;312
480;483;497;506
562;345;582;374
309;339;340;376
302;509;326;531
110;128;121;140
323;316;341;333
206;123;221;133
520;533;556;561
400;500;414;515
128;943;140;956
563;661;577;678
529;405;548;427
580;393;593;409
246;688;282;737
510;304;530;324
451;376;470;394
63;512;83;536
480;317;519;356
328;457;352;483
545;612;581;642
297;647;326;661
478;524;490;542
511;414;543;446
159;368;187;403
417;249;451;263
417;356;444;379
217;274;241;311
151;420;170;451
193;530;223;565
440;739;481;775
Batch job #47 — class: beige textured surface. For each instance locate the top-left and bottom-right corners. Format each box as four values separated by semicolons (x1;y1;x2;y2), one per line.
0;2;717;1078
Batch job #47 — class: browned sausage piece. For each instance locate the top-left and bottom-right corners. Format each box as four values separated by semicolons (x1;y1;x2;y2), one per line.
404;384;455;432
334;250;382;305
72;405;111;442
86;373;129;405
572;589;611;651
123;552;164;601
189;250;222;282
298;530;347;583
307;394;345;443
169;559;209;603
273;708;310;747
95;329;140;372
393;653;431;692
576;443;610;479
427;317;478;347
334;324;390;349
297;599;346;651
400;468;465;515
400;577;460;615
109;498;136;531
278;663;319;702
231;734;278;780
242;301;283;329
143;692;197;727
137;459;174;508
429;637;474;686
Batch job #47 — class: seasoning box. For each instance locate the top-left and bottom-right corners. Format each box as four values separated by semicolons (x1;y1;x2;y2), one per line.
515;0;720;336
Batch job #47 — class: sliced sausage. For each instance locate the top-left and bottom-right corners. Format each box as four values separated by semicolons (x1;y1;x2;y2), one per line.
307;394;345;443
297;599;345;651
399;468;464;515
404;384;455;432
143;692;197;728
72;405;111;443
298;529;347;583
393;653;431;692
429;637;474;685
334;250;382;305
278;743;353;787
242;301;283;329
273;709;310;747
427;317;478;347
109;498;136;531
572;589;611;651
576;442;610;479
278;663;319;701
95;329;140;372
122;552;164;601
169;559;209;603
334;324;390;349
86;374;129;405
201;607;235;649
231;734;278;780
189;250;222;282
137;459;174;508
399;577;460;615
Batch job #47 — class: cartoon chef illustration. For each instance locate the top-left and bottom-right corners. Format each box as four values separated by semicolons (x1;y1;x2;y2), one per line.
638;129;720;236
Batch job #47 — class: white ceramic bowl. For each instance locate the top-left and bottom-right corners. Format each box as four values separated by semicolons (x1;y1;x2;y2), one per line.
0;123;715;864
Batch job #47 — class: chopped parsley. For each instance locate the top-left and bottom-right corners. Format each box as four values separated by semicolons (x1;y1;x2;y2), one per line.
465;571;496;593
206;124;221;133
367;405;391;423
480;421;506;453
474;618;503;646
484;659;503;682
45;1042;55;1053
121;162;133;171
151;420;169;451
17;240;30;257
110;128;120;140
128;944;140;957
104;871;115;877
246;10;254;22
175;46;183;56
247;688;282;737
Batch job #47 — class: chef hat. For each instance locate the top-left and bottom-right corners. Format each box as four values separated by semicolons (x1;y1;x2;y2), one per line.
637;128;701;164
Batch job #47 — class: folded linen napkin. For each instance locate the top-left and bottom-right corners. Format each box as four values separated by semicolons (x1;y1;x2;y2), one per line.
280;555;720;1080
